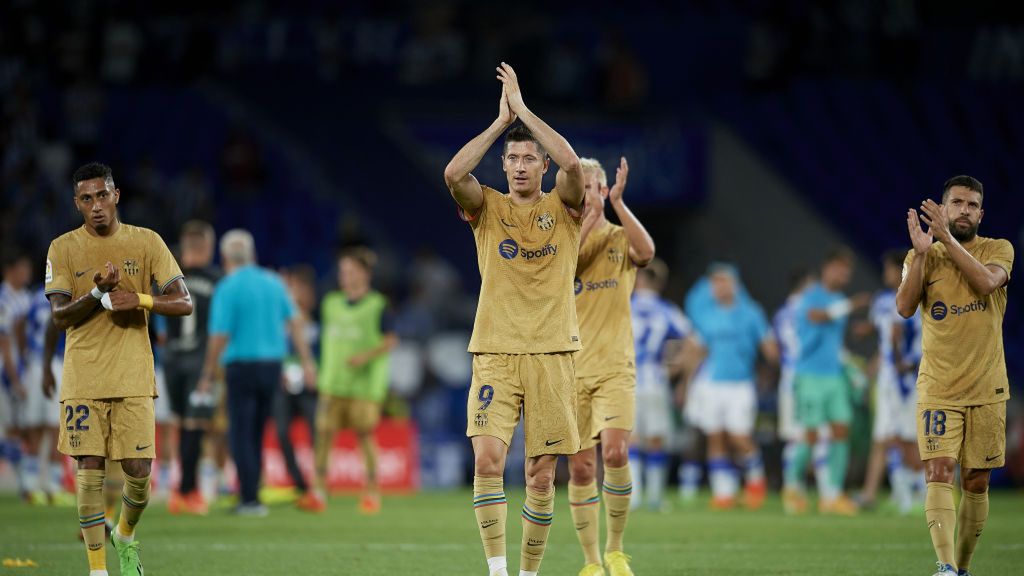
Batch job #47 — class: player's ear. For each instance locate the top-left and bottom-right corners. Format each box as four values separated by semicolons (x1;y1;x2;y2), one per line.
542;157;550;174
113;188;120;205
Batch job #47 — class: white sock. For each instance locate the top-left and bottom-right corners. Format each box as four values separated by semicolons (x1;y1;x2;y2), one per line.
629;454;643;509
519;571;537;576
813;444;835;501
645;455;668;509
709;458;732;499
487;555;507;575
21;455;40;493
679;462;701;500
90;570;109;576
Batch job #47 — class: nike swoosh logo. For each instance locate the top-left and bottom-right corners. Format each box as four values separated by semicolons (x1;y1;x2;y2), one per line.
135;444;152;451
604;415;620;421
926;278;942;286
500;218;518;228
545;439;564;447
75;269;91;278
985;454;1000;462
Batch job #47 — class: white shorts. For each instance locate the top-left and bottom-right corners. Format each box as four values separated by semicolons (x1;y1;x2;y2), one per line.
17;358;63;428
634;387;674;441
154;365;171;423
691;380;756;436
777;367;800;441
873;367;917;442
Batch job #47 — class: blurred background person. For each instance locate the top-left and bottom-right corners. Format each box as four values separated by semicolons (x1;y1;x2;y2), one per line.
275;264;320;511
310;247;397;514
197;229;316;516
164;221;221;516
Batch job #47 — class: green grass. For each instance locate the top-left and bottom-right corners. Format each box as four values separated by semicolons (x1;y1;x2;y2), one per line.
2;490;1024;575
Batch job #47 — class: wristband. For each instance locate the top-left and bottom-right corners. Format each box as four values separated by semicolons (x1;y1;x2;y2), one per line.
100;292;114;311
90;286;104;300
826;299;853;320
137;293;154;310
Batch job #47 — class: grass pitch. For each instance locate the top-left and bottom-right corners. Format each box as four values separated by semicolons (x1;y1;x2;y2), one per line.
3;490;1023;575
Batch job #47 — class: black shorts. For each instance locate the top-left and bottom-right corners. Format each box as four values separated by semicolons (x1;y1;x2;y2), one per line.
164;354;210;420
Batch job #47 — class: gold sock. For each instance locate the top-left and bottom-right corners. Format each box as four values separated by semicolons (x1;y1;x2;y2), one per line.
925;482;957;568
520;486;554;573
569;481;601;565
117;473;151;538
603;464;633;554
473;475;507;560
956;489;989;571
77;468;107;571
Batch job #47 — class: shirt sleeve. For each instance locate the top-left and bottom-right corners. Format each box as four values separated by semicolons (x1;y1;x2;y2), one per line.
149;231;185;294
984;239;1014;281
458;185;491;229
44;241;73;298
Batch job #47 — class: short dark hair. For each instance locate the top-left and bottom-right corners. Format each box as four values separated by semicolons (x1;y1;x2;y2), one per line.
503;123;547;158
883;249;907;269
180;220;215;246
286;263;318;288
824;245;855;265
340;246;378;271
942;175;983;203
73;162;114;188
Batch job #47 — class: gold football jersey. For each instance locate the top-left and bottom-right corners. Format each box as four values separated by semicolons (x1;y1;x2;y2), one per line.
907;236;1013;406
45;224;184;401
464;186;582;354
574;222;637;377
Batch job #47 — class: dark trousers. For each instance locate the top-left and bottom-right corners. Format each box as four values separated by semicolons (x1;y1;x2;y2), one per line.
272;389;318;492
226;361;281;505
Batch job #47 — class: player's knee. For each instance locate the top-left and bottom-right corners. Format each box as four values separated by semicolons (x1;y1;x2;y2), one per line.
569;457;595;483
925;458;956;483
474;451;504;477
121;458;152;478
77;456;105;470
526;468;555;492
602;442;629;468
961;470;991;493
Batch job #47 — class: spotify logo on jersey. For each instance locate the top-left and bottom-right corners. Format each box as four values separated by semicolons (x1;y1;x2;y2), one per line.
931;301;948;321
498;239;519;260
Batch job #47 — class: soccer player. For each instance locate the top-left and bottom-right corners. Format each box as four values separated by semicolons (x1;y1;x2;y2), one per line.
858;250;918;512
164;220;221;516
444;62;584;576
275;265;320;511
628;258;691;512
896;176;1013;576
0;250;32;498
18;287;72;504
310;248;396;514
783;247;865;516
44;162;193;576
566;156;653;576
687;264;777;510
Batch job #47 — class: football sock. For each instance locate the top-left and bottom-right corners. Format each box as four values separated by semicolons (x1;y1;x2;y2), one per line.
179;428;203;494
784;442;810;490
473;476;508;562
709;457;733;499
77;468;107;571
645;450;668;507
568;480;601;565
116;472;151;541
925;482;957;569
520;486;554;573
956;489;988;572
603;464;632;553
627;447;643;507
827;440;850;497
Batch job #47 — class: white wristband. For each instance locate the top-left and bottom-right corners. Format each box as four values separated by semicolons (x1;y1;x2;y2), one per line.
100;292;114;311
90;286;104;300
826;299;853;320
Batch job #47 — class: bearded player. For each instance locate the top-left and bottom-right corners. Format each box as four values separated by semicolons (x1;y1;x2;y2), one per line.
444;63;584;576
566;156;653;576
45;163;193;576
897;176;1013;576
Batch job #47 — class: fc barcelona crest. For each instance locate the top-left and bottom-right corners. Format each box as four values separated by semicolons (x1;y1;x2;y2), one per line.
123;259;139;276
607;248;624;263
536;212;554;231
